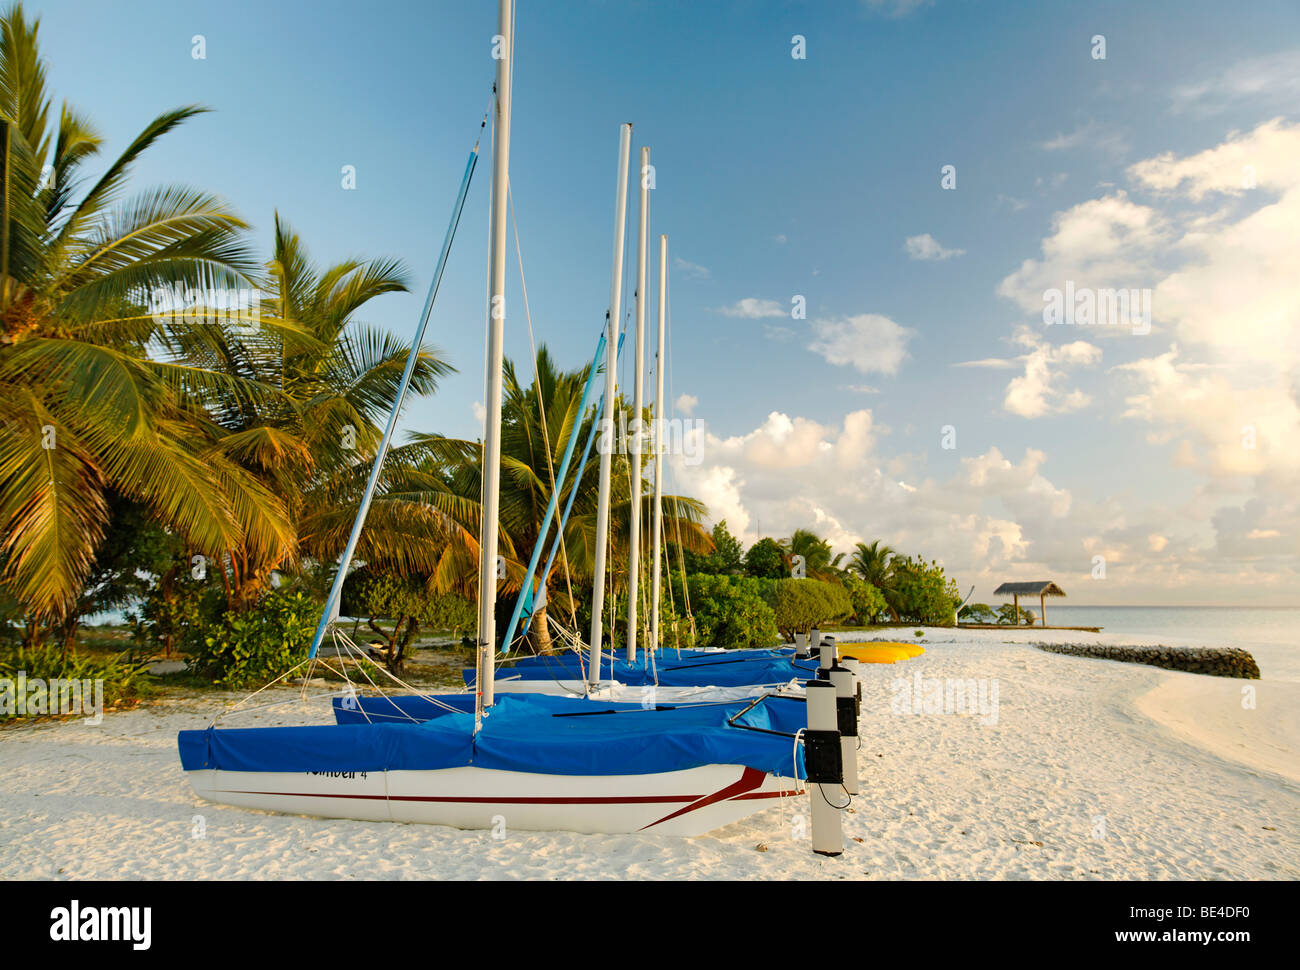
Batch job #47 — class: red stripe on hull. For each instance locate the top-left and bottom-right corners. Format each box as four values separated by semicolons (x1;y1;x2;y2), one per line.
640;766;768;830
219;789;702;806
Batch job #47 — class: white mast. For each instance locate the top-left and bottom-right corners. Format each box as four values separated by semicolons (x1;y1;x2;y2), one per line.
649;234;667;656
626;145;649;664
588;123;632;688
476;0;513;713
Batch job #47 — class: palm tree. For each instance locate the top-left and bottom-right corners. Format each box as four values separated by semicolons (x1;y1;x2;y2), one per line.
422;346;711;653
0;3;290;640
780;528;844;582
850;539;900;622
165;214;462;609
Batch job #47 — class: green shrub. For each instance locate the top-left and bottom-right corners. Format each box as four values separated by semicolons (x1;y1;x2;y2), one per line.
673;573;778;649
763;578;853;640
959;602;997;624
889;555;960;626
0;645;153;720
131;570;226;655
995;603;1038;625
843;574;888;625
743;537;786;579
189;588;322;689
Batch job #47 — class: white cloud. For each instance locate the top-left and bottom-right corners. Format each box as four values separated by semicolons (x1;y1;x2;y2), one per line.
1001;329;1102;418
764;324;795;342
1171;49;1300;115
954;357;1017;370
904;233;966;261
1129;117;1297;200
1040;121;1129;158
674;257;710;279
773;233;788;244
997;191;1168;318
715;297;788;319
807;313;914;375
991;119;1300;589
675;393;698;416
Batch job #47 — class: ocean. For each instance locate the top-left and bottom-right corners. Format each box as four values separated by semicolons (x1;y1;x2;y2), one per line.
1035;605;1299;644
1028;605;1300;682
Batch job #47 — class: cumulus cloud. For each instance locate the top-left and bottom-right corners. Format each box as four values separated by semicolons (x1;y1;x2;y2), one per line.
715;297;788;319
964;328;1101;417
807;313;914;375
997;192;1168;317
1002;330;1102;418
904;233;965;261
991;119;1300;591
675;393;698;416
665;405;1096;588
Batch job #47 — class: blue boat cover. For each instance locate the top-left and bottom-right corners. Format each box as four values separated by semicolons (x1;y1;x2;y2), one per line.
476;653;818;688
504;646;793;668
178;693;807;779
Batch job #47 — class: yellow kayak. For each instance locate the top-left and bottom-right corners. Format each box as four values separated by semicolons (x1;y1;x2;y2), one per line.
885;642;926;658
838;643;914;664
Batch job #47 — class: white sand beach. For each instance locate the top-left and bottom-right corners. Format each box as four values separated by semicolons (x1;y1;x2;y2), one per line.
2;628;1296;880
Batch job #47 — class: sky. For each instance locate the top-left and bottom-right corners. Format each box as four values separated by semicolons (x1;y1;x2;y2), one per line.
30;0;1300;605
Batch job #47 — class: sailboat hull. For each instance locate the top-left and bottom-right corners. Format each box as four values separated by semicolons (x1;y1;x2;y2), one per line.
184;764;801;836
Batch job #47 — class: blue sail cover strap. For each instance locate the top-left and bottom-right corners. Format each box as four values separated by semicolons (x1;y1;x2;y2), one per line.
307;145;480;660
177;694;807;778
502;328;607;652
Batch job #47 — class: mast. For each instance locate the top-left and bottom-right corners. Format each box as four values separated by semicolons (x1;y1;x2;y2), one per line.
649;234;667;656
589;123;632;688
626;145;649;664
476;0;513;715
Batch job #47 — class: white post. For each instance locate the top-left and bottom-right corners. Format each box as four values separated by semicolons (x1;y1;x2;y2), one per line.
794;631;807;658
648;234;667;657
476;0;513;714
805;680;844;856
627;146;649;664
829;660;859;796
589;123;632;688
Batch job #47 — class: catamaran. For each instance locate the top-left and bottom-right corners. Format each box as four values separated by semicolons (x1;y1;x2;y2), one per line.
177;0;814;836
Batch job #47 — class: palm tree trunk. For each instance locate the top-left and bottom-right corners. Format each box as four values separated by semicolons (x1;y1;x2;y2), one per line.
528;601;554;655
61;616;79;658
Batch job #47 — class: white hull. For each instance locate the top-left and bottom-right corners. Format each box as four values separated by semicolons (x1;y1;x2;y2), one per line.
186;764;801;836
493;678;805;704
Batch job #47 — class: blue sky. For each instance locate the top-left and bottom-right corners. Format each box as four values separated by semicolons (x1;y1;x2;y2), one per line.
32;0;1300;603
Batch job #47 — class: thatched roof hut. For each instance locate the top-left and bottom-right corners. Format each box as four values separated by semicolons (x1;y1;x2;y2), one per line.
993;581;1066;626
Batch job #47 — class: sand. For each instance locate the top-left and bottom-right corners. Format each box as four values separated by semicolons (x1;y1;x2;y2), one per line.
2;628;1296;880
